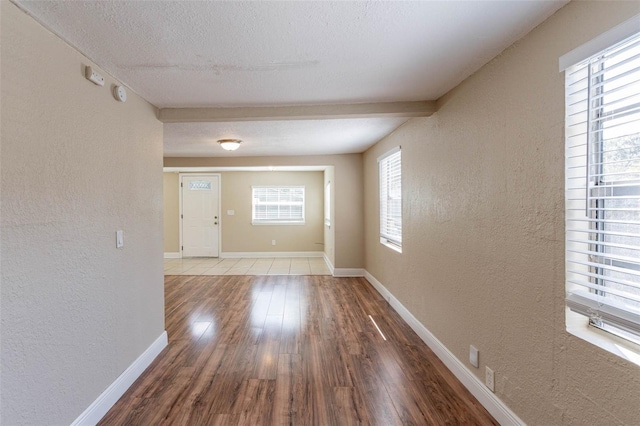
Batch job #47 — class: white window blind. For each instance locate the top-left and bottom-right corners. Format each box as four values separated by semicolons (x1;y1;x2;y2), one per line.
379;148;402;250
325;181;331;226
252;186;305;224
565;31;640;340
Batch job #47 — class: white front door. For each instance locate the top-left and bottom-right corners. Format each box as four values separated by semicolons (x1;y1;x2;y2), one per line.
181;174;220;257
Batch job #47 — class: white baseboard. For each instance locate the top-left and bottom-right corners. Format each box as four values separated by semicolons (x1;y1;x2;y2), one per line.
323;253;335;275
220;251;324;259
333;268;365;277
363;271;524;426
164;252;181;259
321;253;363;277
71;331;168;426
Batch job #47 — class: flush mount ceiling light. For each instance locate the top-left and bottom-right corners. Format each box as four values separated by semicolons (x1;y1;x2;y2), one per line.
217;139;242;151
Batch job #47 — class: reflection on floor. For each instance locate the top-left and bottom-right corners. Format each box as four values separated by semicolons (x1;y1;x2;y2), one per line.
98;275;498;425
164;257;331;276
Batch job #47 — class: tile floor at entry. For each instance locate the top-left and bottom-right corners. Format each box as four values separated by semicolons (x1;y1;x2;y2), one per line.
164;257;331;276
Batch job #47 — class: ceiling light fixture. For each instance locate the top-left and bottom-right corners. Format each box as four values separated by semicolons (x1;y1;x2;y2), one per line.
217;139;242;151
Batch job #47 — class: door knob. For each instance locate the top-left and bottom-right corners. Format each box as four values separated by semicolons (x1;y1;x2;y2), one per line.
215;222;218;225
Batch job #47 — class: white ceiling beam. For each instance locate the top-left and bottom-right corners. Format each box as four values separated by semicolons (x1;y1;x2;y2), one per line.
157;101;436;123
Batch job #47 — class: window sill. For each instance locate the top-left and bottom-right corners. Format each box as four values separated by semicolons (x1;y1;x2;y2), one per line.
252;221;305;226
380;238;402;253
566;308;640;367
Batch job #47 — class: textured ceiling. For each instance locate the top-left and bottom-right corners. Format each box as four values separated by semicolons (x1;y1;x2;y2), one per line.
164;118;409;157
14;0;568;156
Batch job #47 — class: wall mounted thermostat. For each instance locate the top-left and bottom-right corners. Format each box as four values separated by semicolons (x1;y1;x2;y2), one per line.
113;85;127;102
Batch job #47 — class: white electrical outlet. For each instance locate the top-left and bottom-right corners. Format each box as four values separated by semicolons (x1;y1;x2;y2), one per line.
271;240;276;246
485;366;495;392
469;346;479;368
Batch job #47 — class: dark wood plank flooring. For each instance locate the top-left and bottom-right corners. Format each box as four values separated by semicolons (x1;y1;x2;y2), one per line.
99;275;497;425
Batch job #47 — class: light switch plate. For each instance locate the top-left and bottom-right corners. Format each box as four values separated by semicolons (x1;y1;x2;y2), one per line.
227;210;235;216
116;230;124;248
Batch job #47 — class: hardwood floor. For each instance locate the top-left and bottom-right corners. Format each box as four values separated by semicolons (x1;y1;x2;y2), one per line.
99;275;497;425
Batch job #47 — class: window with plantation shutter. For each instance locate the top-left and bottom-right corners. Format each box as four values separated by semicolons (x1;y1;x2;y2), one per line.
564;30;640;343
252;186;305;225
379;147;402;252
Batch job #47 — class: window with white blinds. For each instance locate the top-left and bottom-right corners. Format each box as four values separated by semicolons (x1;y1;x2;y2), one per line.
565;31;640;342
252;186;305;224
325;181;331;227
379;147;402;251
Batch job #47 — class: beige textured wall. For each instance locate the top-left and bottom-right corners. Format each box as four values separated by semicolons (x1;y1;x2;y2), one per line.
364;2;640;425
163;173;180;253
1;3;165;424
165;155;363;268
220;171;324;253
